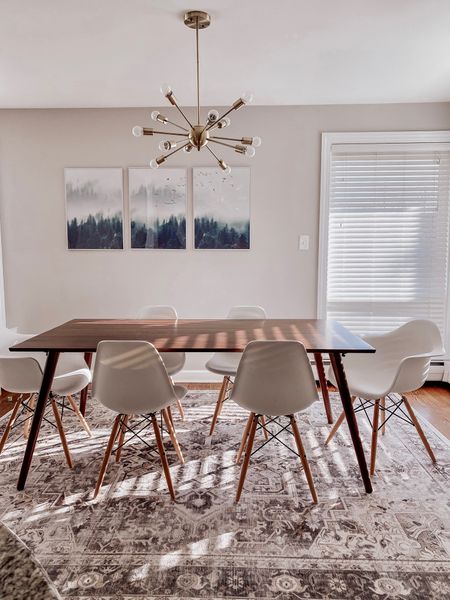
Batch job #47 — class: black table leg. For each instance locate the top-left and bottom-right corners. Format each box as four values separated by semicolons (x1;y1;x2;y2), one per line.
329;351;373;494
17;350;60;491
79;352;93;416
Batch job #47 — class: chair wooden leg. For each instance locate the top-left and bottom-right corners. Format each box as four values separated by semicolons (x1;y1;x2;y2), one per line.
23;395;35;439
325;396;356;445
175;397;185;421
162;408;184;464
166;406;174;426
236;413;253;464
151;415;175;500
402;396;437;463
290;415;318;504
235;413;258;502
209;376;228;436
0;399;22;453
115;415;129;463
314;352;333;424
381;397;386;435
260;415;269;440
51;399;73;469
370;399;380;476
94;414;122;498
66;394;92;437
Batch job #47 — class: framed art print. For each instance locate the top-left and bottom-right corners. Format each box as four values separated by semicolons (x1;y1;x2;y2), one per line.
65;167;124;249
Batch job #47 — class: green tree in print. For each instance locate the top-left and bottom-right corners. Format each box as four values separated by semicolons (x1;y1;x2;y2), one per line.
194;217;250;249
131;216;186;249
67;215;123;249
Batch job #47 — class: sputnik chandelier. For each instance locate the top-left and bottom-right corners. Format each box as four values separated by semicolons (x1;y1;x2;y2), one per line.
132;10;261;174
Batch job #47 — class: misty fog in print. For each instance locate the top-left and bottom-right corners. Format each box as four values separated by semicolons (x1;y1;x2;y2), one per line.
129;168;186;249
66;168;124;249
193;167;250;249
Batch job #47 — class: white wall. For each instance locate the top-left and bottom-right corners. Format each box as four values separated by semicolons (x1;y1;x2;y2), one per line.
0;103;449;377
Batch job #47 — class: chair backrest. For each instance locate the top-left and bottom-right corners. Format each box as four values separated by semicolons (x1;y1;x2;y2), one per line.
346;319;445;396
230;340;319;416
226;306;267;319
92;340;178;415
137;305;178;319
0;356;43;394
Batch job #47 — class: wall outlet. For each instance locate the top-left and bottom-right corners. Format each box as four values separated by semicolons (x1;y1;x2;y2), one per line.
298;234;310;251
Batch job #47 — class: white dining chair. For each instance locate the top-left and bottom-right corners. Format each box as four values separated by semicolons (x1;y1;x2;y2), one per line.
137;305;186;420
206;305;267;436
91;340;186;500
0;352;92;467
325;320;444;475
230;340;319;503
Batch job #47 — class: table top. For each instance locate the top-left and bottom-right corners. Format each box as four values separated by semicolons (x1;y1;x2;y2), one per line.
10;318;375;354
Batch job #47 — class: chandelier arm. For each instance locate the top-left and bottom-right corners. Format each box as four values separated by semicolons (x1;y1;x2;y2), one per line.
152;130;190;137
196;16;200;125
160;141;192;161
205;144;223;163
165;119;189;132
211;135;249;143
209;139;238;151
205;105;236;131
167;98;194;129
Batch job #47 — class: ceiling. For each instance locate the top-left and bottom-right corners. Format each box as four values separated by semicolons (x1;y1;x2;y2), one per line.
1;0;450;108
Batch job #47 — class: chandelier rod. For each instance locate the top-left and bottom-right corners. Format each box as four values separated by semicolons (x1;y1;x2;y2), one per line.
196;16;200;125
205;144;221;162
209;138;239;151
162;141;192;161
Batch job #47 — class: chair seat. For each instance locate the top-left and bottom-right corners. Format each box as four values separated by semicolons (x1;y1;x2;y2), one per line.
205;352;241;376
328;365;396;400
160;352;185;376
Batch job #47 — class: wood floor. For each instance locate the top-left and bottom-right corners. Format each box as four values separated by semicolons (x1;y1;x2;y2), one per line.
1;383;449;440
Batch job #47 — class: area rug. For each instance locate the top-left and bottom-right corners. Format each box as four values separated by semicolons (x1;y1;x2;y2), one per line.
0;391;449;599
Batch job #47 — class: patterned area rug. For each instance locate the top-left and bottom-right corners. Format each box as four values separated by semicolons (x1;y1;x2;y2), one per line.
0;391;449;599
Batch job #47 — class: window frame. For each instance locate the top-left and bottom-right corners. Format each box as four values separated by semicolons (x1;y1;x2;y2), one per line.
318;130;450;368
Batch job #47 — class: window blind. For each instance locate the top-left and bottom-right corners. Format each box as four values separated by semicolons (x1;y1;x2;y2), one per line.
325;142;450;336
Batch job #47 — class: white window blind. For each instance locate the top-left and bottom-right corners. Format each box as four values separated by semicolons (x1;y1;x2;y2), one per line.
323;141;450;336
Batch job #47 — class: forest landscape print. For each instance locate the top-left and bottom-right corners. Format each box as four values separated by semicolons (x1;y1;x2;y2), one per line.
193;167;250;249
65;168;124;249
129;168;186;249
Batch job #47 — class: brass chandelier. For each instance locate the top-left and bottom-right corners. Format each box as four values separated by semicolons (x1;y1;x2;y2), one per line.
132;10;261;174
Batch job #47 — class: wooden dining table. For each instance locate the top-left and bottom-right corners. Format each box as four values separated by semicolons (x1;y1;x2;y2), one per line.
10;318;375;493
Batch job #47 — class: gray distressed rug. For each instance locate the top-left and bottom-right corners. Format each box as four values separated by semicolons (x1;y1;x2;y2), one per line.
0;391;449;599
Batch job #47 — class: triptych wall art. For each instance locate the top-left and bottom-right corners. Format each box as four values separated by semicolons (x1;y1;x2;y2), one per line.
65;167;250;250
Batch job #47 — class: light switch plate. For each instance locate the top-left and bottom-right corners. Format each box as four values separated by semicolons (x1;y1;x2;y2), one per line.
298;235;309;251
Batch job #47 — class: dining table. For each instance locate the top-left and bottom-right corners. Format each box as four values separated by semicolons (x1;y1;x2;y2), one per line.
10;318;375;493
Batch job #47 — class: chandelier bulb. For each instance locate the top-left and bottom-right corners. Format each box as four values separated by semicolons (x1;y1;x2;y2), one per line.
224;165;231;174
149;158;160;169
217;117;231;129
241;91;254;105
245;146;256;158
183;143;194;153
207;109;220;123
132;125;144;137
252;136;262;147
160;83;172;97
151;111;160;121
159;140;176;151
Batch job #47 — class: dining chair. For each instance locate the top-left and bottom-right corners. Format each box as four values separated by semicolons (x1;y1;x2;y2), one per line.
91;340;186;500
231;340;319;503
206;305;267;436
324;320;444;475
137;305;186;420
0;353;92;467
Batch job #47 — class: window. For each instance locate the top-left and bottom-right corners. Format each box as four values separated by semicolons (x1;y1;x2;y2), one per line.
318;132;450;340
